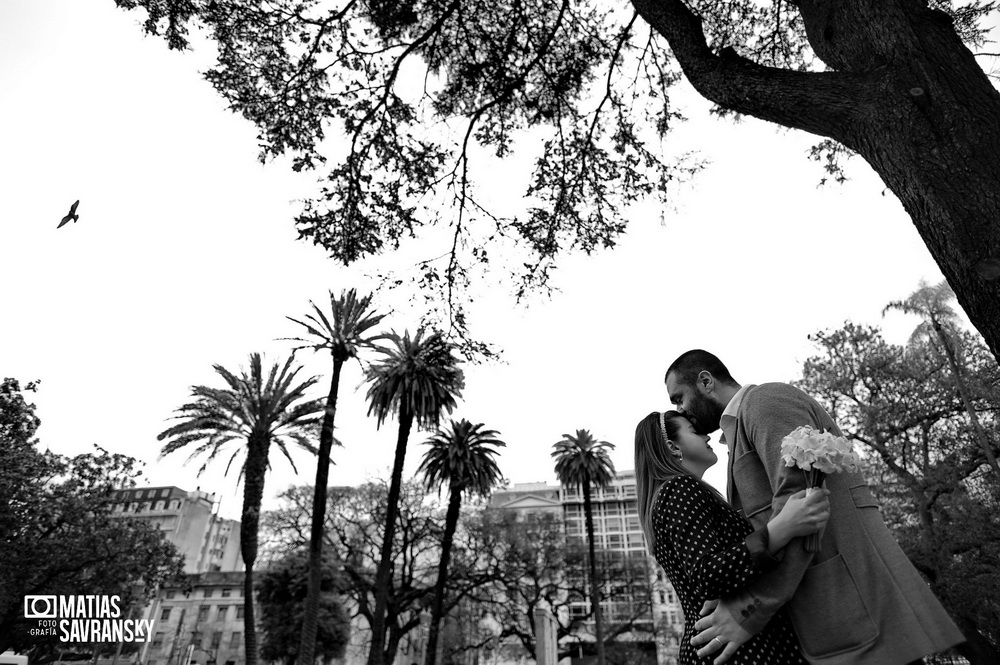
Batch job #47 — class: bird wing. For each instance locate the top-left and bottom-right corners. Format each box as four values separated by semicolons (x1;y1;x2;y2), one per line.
57;200;80;228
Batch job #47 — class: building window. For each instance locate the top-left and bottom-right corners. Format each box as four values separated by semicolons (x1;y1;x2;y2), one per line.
152;633;164;649
230;632;242;648
160;608;171;621
204;588;214;598
236;607;244;619
211;632;222;648
165;590;176;599
221;588;231;597
217;606;228;621
198;606;210;622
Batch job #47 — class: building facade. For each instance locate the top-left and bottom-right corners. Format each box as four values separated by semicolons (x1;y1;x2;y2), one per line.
143;572;248;665
491;471;683;665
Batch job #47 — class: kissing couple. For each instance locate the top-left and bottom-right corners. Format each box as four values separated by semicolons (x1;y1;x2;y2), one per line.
634;350;964;665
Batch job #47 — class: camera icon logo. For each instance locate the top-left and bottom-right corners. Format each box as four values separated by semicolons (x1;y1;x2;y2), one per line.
24;595;58;619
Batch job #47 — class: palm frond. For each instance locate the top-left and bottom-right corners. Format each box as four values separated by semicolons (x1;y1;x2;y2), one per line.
551;429;616;490
364;329;465;429
158;353;323;481
417;419;506;498
284;288;390;362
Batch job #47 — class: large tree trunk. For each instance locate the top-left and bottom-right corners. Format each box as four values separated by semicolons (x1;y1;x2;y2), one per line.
582;483;606;665
299;359;344;665
241;439;270;665
424;481;463;665
632;0;1000;363
367;408;414;665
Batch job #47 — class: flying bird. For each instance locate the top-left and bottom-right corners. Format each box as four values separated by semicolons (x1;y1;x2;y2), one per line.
57;200;80;228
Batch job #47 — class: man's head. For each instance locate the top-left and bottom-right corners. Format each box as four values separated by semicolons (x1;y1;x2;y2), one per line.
664;350;740;435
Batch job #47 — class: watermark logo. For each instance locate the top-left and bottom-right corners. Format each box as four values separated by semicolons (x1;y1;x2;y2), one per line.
22;595;154;643
24;596;58;619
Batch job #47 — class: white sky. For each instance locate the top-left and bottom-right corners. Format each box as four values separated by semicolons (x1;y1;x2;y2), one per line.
0;0;962;520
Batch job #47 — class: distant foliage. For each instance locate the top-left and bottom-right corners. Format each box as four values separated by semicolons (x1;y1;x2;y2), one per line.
258;549;350;665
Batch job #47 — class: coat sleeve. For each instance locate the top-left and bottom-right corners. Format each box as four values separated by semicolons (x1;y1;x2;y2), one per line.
722;383;840;634
657;476;780;600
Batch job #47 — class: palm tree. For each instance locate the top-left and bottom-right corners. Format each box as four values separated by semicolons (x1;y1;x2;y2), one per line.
158;353;323;665
552;430;616;665
884;279;1000;481
364;329;464;665
286;288;387;665
416;419;505;665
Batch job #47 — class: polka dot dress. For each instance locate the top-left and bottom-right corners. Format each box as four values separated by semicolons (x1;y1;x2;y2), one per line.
652;475;806;665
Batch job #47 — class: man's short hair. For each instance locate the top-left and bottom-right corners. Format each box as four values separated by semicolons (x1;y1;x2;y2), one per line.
665;349;737;387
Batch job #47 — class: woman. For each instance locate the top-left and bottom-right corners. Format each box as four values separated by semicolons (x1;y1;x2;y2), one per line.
635;411;829;664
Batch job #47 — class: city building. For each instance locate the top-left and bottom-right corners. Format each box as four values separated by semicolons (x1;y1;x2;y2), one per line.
111;486;247;665
112;486;243;574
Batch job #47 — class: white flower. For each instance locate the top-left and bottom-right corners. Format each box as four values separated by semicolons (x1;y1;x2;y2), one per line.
781;425;859;476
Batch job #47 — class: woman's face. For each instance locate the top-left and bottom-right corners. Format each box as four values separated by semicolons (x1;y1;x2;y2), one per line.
671;416;718;476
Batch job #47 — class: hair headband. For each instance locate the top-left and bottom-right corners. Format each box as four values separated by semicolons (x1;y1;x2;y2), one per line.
658;412;683;461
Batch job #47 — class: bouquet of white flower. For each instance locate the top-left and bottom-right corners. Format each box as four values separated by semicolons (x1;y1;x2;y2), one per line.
780;425;861;552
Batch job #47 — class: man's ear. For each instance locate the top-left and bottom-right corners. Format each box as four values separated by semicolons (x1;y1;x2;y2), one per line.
697;370;715;393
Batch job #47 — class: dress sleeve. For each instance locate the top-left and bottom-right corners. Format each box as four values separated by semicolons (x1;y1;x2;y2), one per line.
656;475;779;600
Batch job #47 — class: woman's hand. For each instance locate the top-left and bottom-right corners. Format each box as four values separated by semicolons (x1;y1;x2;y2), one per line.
766;488;831;553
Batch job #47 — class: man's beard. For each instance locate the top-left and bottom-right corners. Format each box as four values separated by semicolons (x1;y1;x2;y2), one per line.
687;395;723;435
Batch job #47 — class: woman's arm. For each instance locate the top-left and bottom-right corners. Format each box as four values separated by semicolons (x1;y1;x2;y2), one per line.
765;487;831;553
656;475;791;600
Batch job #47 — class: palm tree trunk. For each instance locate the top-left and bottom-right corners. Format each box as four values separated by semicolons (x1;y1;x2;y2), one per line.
424;481;463;665
933;322;1000;481
241;438;270;665
367;408;414;665
582;483;606;665
299;359;344;665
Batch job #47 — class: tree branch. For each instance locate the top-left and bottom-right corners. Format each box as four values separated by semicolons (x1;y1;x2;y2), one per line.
631;0;873;143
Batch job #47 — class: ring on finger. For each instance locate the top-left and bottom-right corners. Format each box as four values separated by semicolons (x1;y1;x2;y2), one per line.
711;637;725;649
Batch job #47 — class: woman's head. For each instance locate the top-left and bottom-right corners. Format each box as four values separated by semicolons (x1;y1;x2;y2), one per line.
634;410;719;549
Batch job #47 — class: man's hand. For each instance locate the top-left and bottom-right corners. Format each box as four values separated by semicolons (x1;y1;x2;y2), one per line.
690;599;753;665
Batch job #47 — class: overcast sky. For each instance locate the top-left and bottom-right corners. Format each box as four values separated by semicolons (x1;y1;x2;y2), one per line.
1;0;967;520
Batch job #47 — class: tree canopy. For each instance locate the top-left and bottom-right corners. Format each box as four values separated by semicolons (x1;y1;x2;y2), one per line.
113;0;1000;360
258;548;351;665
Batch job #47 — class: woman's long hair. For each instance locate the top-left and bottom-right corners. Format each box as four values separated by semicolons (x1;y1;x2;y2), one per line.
634;410;725;551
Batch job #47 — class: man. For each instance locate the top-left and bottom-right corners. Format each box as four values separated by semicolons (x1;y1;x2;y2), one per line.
664;349;963;665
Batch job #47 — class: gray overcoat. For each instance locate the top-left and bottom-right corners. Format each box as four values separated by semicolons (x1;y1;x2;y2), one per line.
722;383;964;665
